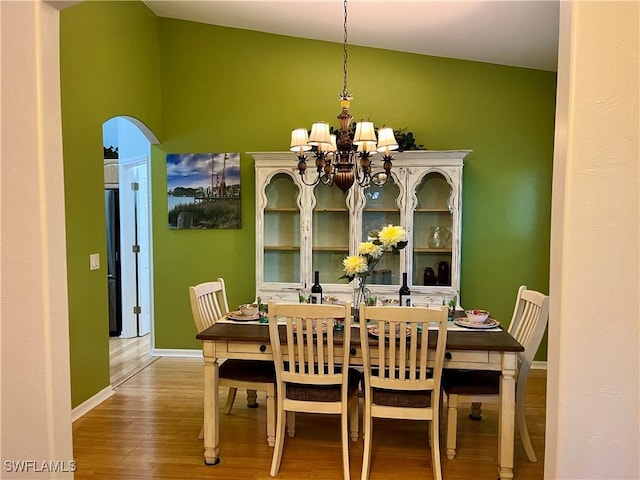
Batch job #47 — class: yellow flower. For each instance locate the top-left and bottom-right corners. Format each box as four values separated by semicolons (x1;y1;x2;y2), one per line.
378;224;407;247
343;255;368;276
358;242;383;258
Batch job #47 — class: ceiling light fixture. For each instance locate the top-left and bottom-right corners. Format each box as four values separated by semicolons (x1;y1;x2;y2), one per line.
289;0;398;193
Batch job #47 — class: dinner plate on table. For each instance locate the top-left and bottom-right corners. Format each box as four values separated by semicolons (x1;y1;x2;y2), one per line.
367;324;412;339
291;321;328;336
227;310;261;322
453;317;501;329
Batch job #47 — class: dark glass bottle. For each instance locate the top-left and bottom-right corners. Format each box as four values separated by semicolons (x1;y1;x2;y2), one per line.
399;272;412;306
437;261;450;285
310;271;322;304
423;267;436;285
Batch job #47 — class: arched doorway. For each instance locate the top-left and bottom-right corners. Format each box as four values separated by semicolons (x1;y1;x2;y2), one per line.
103;116;158;385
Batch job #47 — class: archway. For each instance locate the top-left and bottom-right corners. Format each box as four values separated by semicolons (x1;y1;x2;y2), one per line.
103;116;158;385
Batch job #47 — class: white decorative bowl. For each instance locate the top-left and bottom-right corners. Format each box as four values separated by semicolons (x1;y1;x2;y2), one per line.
239;303;258;316
465;309;490;324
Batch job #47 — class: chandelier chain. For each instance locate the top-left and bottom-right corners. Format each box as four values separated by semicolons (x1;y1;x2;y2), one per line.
290;0;395;192
342;0;349;98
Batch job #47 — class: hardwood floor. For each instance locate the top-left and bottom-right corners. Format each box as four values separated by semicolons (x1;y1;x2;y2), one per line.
109;334;158;387
73;358;546;479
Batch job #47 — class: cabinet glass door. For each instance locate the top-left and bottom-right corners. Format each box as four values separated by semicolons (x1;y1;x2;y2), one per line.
263;173;300;283
312;183;350;285
412;172;453;286
362;177;401;285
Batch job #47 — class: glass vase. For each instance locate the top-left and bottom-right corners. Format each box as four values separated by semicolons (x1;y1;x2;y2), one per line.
353;279;370;322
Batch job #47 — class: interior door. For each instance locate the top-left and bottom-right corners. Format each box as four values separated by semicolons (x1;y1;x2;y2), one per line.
120;156;151;337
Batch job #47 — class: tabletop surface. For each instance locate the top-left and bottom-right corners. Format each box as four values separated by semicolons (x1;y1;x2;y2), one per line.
196;322;524;353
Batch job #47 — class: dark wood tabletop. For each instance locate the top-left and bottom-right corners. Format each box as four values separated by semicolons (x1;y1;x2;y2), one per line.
196;323;524;353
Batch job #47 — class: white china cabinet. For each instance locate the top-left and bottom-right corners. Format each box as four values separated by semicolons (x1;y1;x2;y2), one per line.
250;150;471;307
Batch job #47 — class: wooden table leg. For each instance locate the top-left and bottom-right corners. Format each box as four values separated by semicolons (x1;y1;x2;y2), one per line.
498;351;517;479
203;341;220;465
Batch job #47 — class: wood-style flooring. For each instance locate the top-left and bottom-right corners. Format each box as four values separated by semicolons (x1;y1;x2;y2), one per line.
73;357;546;479
109;334;158;387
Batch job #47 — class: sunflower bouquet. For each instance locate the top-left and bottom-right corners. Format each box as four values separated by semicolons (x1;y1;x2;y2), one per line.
341;224;408;312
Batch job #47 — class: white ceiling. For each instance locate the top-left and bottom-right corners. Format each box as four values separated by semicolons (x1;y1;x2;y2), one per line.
144;0;560;72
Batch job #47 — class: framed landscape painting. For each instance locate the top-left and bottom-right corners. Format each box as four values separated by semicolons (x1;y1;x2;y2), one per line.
167;152;241;229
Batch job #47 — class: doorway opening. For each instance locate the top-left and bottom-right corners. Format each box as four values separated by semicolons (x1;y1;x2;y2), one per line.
103;116;158;386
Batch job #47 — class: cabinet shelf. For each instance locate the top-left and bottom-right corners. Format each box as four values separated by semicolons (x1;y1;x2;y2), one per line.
264;245;299;251
363;208;399;213
265;208;299;213
312;246;349;252
414;208;451;213
314;208;348;213
414;247;452;253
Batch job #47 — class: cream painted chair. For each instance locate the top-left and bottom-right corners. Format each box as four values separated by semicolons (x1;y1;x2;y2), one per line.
443;286;549;462
189;278;277;446
359;304;449;480
267;301;359;480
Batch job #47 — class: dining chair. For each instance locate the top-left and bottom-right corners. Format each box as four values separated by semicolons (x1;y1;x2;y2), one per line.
267;301;360;480
442;285;549;462
359;304;449;480
189;278;277;446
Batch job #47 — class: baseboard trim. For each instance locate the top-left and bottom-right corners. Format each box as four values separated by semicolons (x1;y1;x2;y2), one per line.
151;348;202;358
532;361;547;370
71;385;114;422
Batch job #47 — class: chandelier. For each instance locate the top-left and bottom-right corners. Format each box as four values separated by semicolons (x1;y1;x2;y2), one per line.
289;0;398;193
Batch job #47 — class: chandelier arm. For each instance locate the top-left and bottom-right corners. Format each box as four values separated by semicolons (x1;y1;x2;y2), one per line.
321;173;334;186
354;163;371;188
356;175;370;188
298;170;323;187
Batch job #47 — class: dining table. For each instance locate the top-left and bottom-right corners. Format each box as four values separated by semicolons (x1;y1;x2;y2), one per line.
196;315;524;479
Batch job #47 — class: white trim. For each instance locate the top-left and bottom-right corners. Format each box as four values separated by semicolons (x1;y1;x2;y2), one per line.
146;153;156;355
71;386;114;422
531;360;547;370
2;2;75;464
151;348;202;358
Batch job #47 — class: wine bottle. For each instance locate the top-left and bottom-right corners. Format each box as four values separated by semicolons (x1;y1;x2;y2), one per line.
310;271;323;304
399;272;412;306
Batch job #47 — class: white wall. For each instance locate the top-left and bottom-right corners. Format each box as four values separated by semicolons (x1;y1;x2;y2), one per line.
0;1;74;478
547;1;639;478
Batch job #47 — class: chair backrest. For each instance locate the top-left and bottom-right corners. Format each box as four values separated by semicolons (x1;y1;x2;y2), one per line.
267;301;352;389
188;278;230;333
359;304;449;396
507;285;550;373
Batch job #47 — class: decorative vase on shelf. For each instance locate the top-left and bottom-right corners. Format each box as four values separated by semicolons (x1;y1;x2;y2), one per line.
423;267;436;285
437;261;450;285
427;226;452;248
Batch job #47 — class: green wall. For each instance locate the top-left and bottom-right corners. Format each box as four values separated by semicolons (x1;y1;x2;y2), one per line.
60;1;163;407
152;18;555;351
61;1;555;407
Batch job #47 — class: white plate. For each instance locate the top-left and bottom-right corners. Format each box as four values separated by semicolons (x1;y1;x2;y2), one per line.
454;317;500;329
227;310;261;321
324;297;345;305
292;321;328;335
367;324;412;338
381;299;400;305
